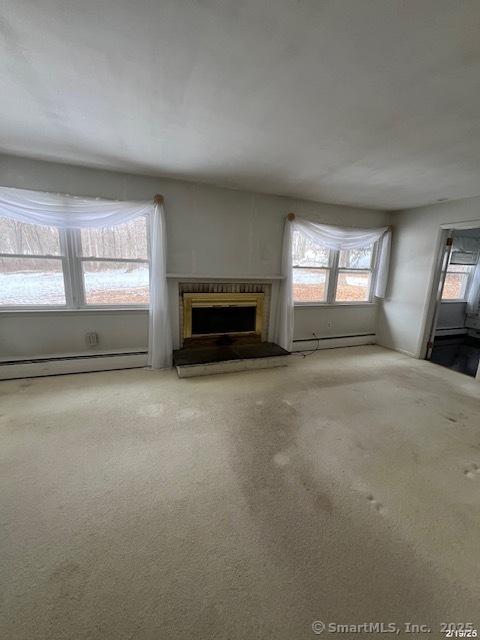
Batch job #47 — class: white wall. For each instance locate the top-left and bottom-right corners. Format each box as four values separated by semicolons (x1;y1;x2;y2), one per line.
1;310;149;360
377;196;480;357
294;305;377;341
0;154;388;359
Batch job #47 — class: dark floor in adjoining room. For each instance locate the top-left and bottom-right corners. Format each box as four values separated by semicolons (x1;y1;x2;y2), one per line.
429;335;480;377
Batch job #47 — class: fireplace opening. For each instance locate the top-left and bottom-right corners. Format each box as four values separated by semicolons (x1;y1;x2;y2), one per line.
192;305;256;335
182;292;265;343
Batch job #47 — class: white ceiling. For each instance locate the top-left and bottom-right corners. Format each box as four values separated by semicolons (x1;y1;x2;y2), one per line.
1;0;480;210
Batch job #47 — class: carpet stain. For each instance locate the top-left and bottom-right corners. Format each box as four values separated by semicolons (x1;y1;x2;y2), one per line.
273;452;290;467
137;403;165;418
367;494;384;513
48;561;86;601
177;407;202;420
314;492;334;514
464;463;480;479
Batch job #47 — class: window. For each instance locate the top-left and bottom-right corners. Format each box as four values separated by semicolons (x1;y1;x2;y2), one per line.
336;246;374;302
442;262;474;301
292;230;330;303
0;216;149;308
0;217;66;306
292;230;376;304
79;219;149;305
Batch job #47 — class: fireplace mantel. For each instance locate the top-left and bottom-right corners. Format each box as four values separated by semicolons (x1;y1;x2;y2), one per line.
167;273;284;280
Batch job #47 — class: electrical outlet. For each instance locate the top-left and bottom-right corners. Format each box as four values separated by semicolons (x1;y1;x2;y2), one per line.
85;332;99;346
327;321;333;329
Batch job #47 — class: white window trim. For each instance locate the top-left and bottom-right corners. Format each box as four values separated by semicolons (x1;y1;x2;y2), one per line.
293;242;379;306
0;219;150;311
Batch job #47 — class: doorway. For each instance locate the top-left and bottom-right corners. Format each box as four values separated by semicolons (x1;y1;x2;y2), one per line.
425;227;480;378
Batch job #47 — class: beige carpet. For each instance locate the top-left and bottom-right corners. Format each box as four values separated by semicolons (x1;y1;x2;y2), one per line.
1;346;479;639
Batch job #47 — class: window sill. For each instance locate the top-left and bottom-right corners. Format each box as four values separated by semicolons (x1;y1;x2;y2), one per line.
0;307;149;316
294;302;377;308
440;299;468;304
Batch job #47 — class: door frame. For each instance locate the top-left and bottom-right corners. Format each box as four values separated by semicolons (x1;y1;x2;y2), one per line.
424;229;453;360
419;219;480;380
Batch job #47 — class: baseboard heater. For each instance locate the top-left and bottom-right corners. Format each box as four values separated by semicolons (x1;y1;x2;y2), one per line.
0;351;148;380
435;327;468;336
291;333;376;352
0;335;376;380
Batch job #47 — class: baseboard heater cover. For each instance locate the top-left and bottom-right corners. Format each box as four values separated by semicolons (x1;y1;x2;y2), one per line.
435;327;468;336
0;351;148;380
291;333;376;352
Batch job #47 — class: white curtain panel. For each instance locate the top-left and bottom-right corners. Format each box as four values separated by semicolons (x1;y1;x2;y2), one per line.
148;203;172;369
451;235;480;266
453;235;480;253
274;218;294;351
452;233;480;314
274;216;392;351
467;262;480;315
0;185;172;369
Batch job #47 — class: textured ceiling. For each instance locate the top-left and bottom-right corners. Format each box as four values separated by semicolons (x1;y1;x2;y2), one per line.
1;0;480;210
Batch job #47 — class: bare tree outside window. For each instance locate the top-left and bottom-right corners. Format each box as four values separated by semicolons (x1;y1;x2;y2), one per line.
292;230;330;302
0;217;65;305
0;216;150;307
79;218;149;304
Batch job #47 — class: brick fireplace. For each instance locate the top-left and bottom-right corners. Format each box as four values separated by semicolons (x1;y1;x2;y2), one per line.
173;280;288;376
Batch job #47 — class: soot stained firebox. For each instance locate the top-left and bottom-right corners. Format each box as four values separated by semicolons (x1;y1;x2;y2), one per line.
192;305;256;335
183;292;264;341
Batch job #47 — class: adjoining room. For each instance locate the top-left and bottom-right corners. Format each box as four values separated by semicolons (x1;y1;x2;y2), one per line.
1;1;479;638
426;228;480;377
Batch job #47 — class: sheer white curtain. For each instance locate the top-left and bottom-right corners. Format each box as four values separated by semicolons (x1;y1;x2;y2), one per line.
0;185;172;369
467;263;480;315
274;218;294;352
452;235;480;253
0;185;153;228
148;202;172;368
274;216;392;351
452;234;480;315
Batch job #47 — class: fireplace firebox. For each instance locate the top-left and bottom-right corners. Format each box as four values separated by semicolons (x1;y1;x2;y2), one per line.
183;292;264;342
192;305;256;335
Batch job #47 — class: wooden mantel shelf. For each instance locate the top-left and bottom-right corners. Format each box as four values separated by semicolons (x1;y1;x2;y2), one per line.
166;274;284;280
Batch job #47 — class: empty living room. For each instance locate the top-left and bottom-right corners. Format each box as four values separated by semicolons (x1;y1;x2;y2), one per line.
1;1;480;638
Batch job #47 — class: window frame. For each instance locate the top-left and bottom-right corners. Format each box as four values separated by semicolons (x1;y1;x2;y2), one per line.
0;217;150;311
334;243;378;305
293;242;379;306
292;245;333;305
